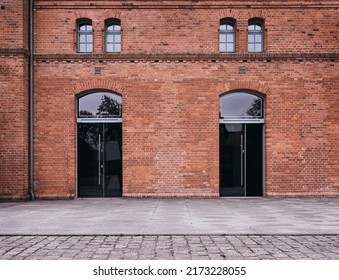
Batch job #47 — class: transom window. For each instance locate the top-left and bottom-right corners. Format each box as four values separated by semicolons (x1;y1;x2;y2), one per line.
105;19;121;53
220;91;264;120
219;18;236;53
78;92;122;119
248;19;264;53
78;19;93;53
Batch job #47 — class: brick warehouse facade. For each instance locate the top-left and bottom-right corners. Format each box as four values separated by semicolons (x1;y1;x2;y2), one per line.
0;0;338;200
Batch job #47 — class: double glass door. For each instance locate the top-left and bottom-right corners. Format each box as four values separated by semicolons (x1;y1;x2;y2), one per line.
77;123;122;197
220;123;263;196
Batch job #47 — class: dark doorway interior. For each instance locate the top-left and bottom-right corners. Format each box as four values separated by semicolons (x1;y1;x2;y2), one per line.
77;123;122;197
220;123;263;197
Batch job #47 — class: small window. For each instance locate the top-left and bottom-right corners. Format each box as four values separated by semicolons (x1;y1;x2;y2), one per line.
105;19;121;53
248;19;264;53
78;92;122;118
220;18;236;53
220;92;263;119
78;19;93;53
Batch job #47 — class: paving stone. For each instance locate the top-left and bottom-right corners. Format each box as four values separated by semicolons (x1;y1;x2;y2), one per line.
0;235;339;260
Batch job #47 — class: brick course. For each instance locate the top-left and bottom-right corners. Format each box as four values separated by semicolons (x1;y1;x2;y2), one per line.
1;0;339;199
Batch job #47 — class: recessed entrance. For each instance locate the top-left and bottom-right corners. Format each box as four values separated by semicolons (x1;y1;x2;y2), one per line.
77;92;122;197
219;91;264;197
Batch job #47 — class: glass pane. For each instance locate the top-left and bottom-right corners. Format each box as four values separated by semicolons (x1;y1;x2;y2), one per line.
220;124;245;196
114;24;121;31
77;123;102;197
219;43;226;52
248;44;254;52
254;43;262;52
255;34;262;43
226;43;234;52
79;44;86;52
245;124;263;196
106;43;113;52
114;34;121;43
226;24;234;31
87;34;93;43
248;24;254;31
79;92;122;118
248;34;254;43
226;34;234;43
79;34;86;43
107;24;114;31
79;24;88;31
77;123;122;198
254;24;262;31
87;43;93;52
114;43;121;53
104;123;122;197
107;34;114;43
220;24;227;31
220;92;263;118
219;34;226;43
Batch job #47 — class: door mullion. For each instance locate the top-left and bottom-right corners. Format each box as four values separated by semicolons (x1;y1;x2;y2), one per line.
98;133;101;187
244;124;247;197
102;123;105;197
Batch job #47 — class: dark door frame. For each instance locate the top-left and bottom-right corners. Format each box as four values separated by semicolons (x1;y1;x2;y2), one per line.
76;120;122;198
219;120;265;197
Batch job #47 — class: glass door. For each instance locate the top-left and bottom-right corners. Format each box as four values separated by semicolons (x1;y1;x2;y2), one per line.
219;123;263;197
245;124;263;196
103;123;122;197
219;91;264;197
77;123;122;197
220;124;245;196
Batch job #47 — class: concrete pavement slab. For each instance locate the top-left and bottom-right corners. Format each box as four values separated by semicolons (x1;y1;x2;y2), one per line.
0;198;338;235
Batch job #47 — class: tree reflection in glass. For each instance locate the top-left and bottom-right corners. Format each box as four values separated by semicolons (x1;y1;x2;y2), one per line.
78;92;122;118
220;92;263;119
96;94;121;117
246;98;262;117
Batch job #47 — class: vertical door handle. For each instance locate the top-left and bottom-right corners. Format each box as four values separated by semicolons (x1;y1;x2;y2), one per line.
98;134;101;186
240;134;244;186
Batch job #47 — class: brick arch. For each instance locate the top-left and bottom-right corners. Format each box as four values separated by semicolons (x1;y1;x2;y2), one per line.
72;80;126;96
74;11;92;20
102;10;122;20
219;82;271;97
217;9;241;20
247;10;268;20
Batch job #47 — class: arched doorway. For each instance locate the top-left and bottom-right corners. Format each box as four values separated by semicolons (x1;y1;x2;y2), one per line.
77;91;122;197
219;91;264;196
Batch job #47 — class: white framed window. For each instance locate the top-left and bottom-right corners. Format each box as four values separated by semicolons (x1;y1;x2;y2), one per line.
105;19;121;53
220;18;236;53
248;19;264;53
77;19;93;53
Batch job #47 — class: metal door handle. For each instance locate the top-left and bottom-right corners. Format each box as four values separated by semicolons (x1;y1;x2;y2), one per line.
98;134;101;186
240;134;243;186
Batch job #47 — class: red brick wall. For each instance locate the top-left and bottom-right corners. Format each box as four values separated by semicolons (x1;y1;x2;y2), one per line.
0;0;29;200
34;2;339;54
33;58;339;198
0;0;28;50
2;0;339;199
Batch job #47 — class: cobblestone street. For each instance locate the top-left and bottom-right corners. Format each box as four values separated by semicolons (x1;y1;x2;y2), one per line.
1;235;338;260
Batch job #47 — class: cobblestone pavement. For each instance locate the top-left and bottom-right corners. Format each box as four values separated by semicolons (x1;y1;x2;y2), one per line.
1;235;338;260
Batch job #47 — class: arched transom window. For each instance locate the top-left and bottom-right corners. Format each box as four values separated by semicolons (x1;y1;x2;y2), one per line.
220;91;264;122
78;92;122;120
